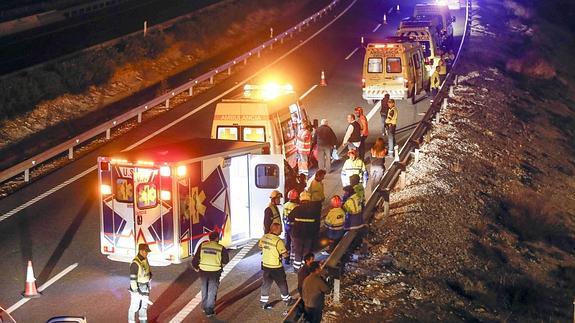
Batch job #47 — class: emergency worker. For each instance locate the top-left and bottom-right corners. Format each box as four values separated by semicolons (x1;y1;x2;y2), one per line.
380;94;391;136
354;107;369;160
302;262;330;323
129;243;152;323
288;191;317;270
264;190;283;234
259;223;294;309
343;175;365;231
191;231;230;317
340;114;361;151
430;69;441;98
438;57;447;82
385;100;398;157
283;189;299;265
341;149;368;187
296;121;313;177
306;169;326;215
324;195;345;254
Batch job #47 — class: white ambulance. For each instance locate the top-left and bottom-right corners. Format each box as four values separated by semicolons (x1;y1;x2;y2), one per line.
98;139;283;265
362;37;429;104
397;17;442;71
210;83;308;169
413;3;455;45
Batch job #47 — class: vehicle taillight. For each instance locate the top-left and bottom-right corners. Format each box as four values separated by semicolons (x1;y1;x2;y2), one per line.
177;165;187;177
160;190;171;201
160;166;171;177
100;161;109;171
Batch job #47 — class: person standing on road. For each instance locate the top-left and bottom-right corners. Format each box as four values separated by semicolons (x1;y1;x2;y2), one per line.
129;243;152;323
297;253;315;296
264;190;283;235
191;231;230;318
283;189;299;265
288;191;317;271
430;69;441;99
354;107;369;160
302;262;330;323
296;121;313;177
380;94;390;136
340;114;361;151
438;57;447;83
324;195;345;254
369;138;387;192
306;169;326;214
385;99;398;157
259;223;294;309
340;149;368;187
314;119;338;172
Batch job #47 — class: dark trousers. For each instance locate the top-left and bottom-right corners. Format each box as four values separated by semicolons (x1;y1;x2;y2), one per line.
305;305;323;323
285;226;293;261
260;267;290;303
292;237;313;270
359;135;367;160
200;273;220;315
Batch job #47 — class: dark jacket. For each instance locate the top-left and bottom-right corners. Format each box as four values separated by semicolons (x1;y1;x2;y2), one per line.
348;121;361;143
315;125;338;147
288;202;319;239
302;273;330;309
298;264;312;296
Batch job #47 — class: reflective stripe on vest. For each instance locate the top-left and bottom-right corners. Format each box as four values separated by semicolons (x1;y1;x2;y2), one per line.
294;217;315;223
283;201;298;225
385;106;398;125
199;241;223;272
261;233;284;268
133;256;151;284
296;129;311;153
326;208;345;229
342;159;366;180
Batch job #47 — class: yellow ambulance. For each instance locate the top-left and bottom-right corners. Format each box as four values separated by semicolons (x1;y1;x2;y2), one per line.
361;37;429;104
397;17;442;71
210;83;308;168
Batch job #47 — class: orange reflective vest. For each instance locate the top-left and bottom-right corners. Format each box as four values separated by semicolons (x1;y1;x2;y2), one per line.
296;128;312;154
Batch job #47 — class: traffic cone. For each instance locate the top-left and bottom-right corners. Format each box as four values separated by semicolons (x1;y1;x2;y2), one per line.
383;14;387;24
320;70;327;86
22;261;41;298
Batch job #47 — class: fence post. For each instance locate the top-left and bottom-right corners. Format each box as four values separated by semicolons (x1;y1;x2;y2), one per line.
137;112;142;123
398;171;406;189
165;98;170;108
68;147;73;160
106;128;111;139
24;169;30;182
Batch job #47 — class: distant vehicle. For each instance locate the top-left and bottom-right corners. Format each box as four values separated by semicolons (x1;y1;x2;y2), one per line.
413;3;455;45
362;38;429;104
211;83;308;169
98;139;284;265
46;317;87;323
433;0;463;10
397;17;443;71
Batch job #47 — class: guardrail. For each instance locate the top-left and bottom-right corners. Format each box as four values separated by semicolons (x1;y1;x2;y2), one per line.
283;0;473;321
0;0;341;184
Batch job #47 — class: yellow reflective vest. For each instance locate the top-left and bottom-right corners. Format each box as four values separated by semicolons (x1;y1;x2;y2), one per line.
325;207;345;230
341;158;367;185
306;178;325;202
283;201;298;226
131;255;151;285
198;241;224;272
343;193;363;215
385;106;398;126
259;233;287;269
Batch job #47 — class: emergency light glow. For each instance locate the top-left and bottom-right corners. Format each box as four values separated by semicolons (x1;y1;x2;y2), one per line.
160;190;171;200
110;159;128;164
177;165;187;177
160;166;171;177
136;160;154;166
101;184;112;195
243;83;294;101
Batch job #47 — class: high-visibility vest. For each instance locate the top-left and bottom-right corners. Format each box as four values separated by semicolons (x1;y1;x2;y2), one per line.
431;71;441;89
259;233;287;269
267;203;282;233
132;256;151;284
306;179;325;202
296;129;312;153
341;158;366;183
283;201;298;226
385;106;398;126
325;207;345;230
343;193;362;215
198;241;224;272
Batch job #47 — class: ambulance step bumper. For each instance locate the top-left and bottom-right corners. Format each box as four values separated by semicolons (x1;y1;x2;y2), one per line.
363;89;407;101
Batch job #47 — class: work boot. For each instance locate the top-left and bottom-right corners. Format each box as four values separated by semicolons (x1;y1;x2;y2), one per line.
261;302;273;310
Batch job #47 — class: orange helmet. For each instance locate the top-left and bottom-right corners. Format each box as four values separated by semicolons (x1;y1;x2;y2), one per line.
287;189;299;200
354;106;363;114
331;195;342;208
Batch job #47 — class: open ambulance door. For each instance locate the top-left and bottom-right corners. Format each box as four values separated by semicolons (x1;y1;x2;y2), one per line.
247;154;285;239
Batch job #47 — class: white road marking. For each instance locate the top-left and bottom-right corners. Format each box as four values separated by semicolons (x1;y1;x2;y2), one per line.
388;7;393;14
1;0;359;221
299;85;318;100
345;47;359;60
372;23;382;32
366;100;382;121
0;167;96;223
169;239;258;322
6;263;79;314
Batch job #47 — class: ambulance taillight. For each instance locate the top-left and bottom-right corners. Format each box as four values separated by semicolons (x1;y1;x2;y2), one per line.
160;166;171;177
177;165;187;177
101;184;112;195
100;161;109;171
160;190;171;200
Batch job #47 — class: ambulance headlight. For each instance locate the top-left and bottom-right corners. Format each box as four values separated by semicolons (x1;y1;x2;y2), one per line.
160;190;171;200
101;184;112;195
160;166;171;177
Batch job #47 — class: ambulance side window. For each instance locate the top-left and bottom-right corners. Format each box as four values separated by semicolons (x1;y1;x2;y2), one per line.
115;178;134;203
255;164;280;189
281;119;296;143
242;126;266;142
386;57;402;73
367;57;383;73
217;126;239;141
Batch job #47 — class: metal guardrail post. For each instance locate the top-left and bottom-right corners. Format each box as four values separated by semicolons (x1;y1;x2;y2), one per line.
137;112;142;123
68;147;73;159
165;98;170;108
106;128;111;139
24;169;30;182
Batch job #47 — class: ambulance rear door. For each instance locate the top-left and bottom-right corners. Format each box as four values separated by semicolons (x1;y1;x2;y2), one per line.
247;154;285;238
